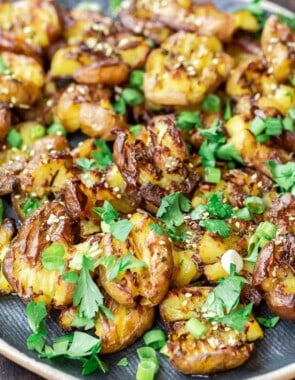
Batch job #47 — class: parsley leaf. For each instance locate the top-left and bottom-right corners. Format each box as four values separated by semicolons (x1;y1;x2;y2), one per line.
209;303;253;332
93;201;118;224
204;265;248;316
176;111;202;133
76;140;113;172
26;301;47;353
156;192;191;228
267;161;295;193
98;252;147;281
76;158;97;172
206;193;233;219
117;357;129;366
256;316;280;328
199;219;230;237
149;222;164;235
41;243;65;271
110;219;134;242
73;256;108;321
62;271;79;283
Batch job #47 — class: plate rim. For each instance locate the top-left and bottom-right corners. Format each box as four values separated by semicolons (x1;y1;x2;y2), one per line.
1;0;295;379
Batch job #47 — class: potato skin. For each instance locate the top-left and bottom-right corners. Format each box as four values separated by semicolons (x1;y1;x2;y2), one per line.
98;210;173;307
160;287;259;375
2;201;77;307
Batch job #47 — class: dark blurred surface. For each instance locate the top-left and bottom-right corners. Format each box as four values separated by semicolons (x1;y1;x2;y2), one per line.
0;0;294;378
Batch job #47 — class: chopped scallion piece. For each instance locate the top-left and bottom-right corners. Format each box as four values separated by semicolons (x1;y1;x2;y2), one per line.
122;88;144;106
204;167;221;184
137;347;159;370
136;360;157;380
244;196;266;214
224;98;232;121
234;207;251;221
265;117;283;136
6;128;22;148
159;344;169;357
113;97;126;115
256;134;270;143
282;117;294;132
47;122;67;136
176;111;201;132
143;329;166;350
130;70;144;90
185;317;208;339
249;116;265;136
288;108;295;120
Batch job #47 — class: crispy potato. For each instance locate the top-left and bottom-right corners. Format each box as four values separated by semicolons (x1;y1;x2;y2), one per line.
116;34;151;69
119;0;235;42
261;16;295;82
0;107;11;141
30;135;69;155
60;295;155;354
160;287;263;375
18;150;73;197
2;202;77;307
0;219;15;295
0;52;45;107
144;32;233;107
0;0;62;55
55;84;125;139
171;247;201;288
233;10;259;32
253;238;295;321
114;115;197;207
98;211;173;307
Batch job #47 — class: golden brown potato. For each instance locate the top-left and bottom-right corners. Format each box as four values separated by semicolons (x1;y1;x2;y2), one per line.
171;247;201;288
261;16;295;82
0;107;11;141
0;219;15;295
160;287;263;375
233;10;259;33
0;52;45;107
144;32;233;107
253;237;295;321
0;0;62;55
114;115;197;207
119;0;235;42
30;135;69;156
2;201;77;307
55;84;125;139
98;211;173;307
18;150;73;197
116;34;151;69
60;295;155;354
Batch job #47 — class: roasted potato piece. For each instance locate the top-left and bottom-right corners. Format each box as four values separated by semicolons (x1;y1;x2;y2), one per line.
60;295;155;354
114;115;197;206
116;34;151;69
0;219;15;295
160;287;263;375
2;201;77;307
0;0;62;55
55;84;125;139
171;247;201;288
253;237;295;321
144;32;233;107
30;135;69;156
18;150;73;197
266;193;295;235
0;52;45;107
98;211;173;307
119;0;235;42
0;107;11;141
261;16;295;82
233;10;259;33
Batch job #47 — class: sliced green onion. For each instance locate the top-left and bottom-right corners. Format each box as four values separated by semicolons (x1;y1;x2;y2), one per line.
122;88;144;106
282;117;294;132
244;196;266;214
6;128;22;148
204;167;221;184
113;97;126;115
234;207;251;221
136;360;157;380
249;116;265;136
0;198;3;225
130;70;144;90
47;122;67;136
137;347;159;369
203;94;221;113
143;329;166;350
216;142;244;163
32;124;46;139
224;98;232;121
185;317;208;339
265;117;283;136
256;134;270;143
130;124;142;137
257;221;277;240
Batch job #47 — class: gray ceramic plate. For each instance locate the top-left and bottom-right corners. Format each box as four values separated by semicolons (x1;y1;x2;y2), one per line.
1;1;295;379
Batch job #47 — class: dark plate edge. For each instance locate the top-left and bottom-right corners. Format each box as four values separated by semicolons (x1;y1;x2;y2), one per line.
0;0;294;379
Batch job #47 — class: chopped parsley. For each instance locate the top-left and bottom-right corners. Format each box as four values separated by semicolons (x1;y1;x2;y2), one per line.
209;303;253;332
76;139;113;172
117;357;129;367
98;252;147;281
199;219;230;238
156;192;191;228
176;111;202;133
256;316;280;328
26;301;47;353
267;161;295;193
